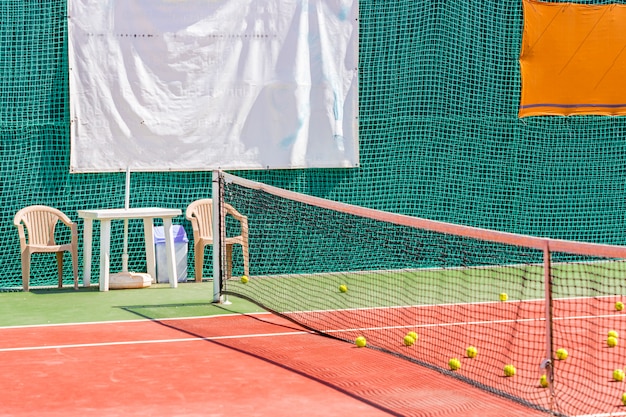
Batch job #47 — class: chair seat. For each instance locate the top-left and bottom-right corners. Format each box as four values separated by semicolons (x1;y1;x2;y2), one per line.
196;236;245;245
25;243;72;252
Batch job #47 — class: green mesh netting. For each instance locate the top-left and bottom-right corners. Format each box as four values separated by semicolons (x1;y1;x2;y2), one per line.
220;173;626;416
2;0;626;289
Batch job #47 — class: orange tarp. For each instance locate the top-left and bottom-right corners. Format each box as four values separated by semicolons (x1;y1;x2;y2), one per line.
519;0;626;117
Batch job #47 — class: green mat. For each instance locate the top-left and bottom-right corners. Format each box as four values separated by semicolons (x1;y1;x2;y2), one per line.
3;0;626;291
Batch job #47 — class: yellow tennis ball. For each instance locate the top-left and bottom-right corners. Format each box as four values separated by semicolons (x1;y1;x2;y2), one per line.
540;374;549;388
407;331;418;341
608;336;619;347
608;330;619;339
556;348;568;360
622;393;626;406
355;336;367;348
503;364;516;377
466;346;478;358
403;335;416;346
240;275;249;284
614;369;625;382
448;358;461;371
616;301;624;311
339;284;348;293
499;293;508;302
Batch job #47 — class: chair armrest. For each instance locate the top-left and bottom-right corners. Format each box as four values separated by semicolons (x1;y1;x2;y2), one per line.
70;222;78;245
187;215;201;236
239;216;249;237
57;212;75;229
14;222;27;250
55;212;78;244
225;204;248;236
225;204;246;222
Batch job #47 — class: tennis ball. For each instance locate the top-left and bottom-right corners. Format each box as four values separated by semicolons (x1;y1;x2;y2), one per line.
448;358;461;371
240;275;249;284
503;364;516;377
355;336;367;348
403;335;416;346
616;301;624;311
609;330;619;339
608;336;619;347
407;331;418;341
614;369;625;382
466;346;478;358
622;392;626;406
339;284;348;293
556;348;568;361
540;374;549;388
499;293;508;302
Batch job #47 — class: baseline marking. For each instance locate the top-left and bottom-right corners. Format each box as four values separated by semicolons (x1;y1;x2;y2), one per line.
322;312;626;334
0;329;311;353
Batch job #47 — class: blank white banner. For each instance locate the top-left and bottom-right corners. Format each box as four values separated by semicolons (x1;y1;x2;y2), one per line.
68;0;359;172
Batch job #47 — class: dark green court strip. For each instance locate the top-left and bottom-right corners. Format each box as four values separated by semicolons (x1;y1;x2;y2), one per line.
0;282;264;327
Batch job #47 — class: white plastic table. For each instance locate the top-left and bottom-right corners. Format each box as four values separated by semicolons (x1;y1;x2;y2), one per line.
78;208;183;291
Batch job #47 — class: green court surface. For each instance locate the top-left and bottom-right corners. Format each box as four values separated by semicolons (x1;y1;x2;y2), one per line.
226;266;546;311
2;260;618;328
225;261;624;314
0;282;265;327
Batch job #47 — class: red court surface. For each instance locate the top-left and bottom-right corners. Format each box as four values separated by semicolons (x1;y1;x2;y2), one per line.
0;313;551;417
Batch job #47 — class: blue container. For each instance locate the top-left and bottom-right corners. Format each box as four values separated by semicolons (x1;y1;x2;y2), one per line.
153;225;189;283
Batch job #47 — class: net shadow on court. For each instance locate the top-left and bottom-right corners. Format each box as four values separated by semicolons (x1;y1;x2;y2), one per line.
118;304;409;417
116;303;551;417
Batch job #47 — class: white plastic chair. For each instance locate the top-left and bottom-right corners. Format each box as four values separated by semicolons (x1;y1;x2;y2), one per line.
13;205;79;291
186;199;249;281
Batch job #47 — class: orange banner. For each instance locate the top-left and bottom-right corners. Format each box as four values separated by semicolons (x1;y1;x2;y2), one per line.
519;0;626;117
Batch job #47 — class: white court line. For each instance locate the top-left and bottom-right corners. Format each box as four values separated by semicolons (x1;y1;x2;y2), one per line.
2;296;622;351
0;329;311;353
1;294;617;330
574;412;626;417
0;311;272;330
5;310;616;352
287;293;623;316
322;312;626;335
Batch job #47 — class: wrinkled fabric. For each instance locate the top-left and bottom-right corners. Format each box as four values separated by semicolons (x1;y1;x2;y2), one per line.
69;0;359;171
520;0;626;117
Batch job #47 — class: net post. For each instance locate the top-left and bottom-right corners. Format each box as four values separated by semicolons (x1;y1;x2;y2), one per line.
543;240;555;399
211;170;223;303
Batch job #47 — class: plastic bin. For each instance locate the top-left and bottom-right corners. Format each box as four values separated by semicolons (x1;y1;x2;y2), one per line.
154;225;189;283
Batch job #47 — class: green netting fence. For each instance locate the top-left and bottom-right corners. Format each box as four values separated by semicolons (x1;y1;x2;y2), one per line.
2;0;626;289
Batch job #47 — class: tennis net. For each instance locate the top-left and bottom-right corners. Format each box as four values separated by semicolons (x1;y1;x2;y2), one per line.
216;171;626;417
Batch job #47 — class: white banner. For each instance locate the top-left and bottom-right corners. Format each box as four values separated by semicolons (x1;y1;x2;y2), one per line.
68;0;359;172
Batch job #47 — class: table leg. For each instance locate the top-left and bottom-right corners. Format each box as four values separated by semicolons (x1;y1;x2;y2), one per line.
143;219;156;282
100;219;111;291
162;218;178;288
82;218;93;287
